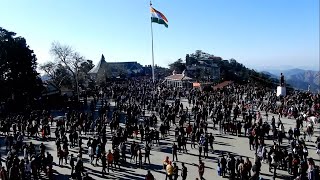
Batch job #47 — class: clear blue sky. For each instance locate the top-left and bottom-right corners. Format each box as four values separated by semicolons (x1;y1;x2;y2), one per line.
1;0;319;70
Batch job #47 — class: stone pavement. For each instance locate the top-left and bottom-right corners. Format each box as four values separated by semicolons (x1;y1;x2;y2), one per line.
1;98;319;180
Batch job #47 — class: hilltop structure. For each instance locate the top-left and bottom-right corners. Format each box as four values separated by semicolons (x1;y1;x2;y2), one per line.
185;51;221;81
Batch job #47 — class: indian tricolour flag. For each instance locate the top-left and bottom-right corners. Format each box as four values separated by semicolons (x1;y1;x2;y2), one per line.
150;7;168;28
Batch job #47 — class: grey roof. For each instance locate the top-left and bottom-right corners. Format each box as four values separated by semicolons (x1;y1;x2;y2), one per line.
108;62;143;70
88;54;107;74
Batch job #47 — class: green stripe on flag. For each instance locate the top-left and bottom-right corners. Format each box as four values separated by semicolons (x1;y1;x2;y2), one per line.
151;17;168;28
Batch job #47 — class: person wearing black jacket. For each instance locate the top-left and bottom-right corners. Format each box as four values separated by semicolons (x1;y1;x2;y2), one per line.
101;152;107;176
173;162;179;180
145;170;155;180
70;154;75;175
144;144;151;164
172;143;178;161
181;162;188;180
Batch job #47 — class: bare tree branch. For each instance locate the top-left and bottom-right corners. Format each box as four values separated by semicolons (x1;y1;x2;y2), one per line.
39;61;57;80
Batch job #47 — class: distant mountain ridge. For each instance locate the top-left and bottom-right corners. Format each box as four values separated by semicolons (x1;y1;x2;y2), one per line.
261;68;319;92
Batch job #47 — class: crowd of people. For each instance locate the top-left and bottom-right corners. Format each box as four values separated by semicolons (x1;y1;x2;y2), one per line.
0;78;319;180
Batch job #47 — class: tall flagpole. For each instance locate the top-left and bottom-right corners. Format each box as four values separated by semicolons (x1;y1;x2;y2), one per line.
150;0;155;83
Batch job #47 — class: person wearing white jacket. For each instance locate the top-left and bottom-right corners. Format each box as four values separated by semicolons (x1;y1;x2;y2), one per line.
88;145;94;164
23;146;28;160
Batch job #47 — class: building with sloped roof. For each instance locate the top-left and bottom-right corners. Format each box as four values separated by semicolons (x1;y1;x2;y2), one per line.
88;54;144;83
164;70;194;88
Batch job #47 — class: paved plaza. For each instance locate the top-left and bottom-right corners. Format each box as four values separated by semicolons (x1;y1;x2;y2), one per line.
1;98;319;180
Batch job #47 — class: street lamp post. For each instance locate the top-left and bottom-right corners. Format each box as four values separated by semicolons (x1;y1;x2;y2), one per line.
76;71;79;101
75;64;80;102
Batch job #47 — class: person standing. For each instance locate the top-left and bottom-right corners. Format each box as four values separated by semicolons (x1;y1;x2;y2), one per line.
181;162;188;180
101;152;107;176
219;155;227;177
120;142;126;163
172;162;179;180
163;156;170;170
138;149;143;169
88;145;94;164
95;144;101;166
107;150;113;173
0;166;8;180
70;154;75;176
198;143;203;160
144;144;151;164
166;161;173;180
316;138;320;166
145;170;155;180
172;143;178;161
208;133;215;152
198;160;205;180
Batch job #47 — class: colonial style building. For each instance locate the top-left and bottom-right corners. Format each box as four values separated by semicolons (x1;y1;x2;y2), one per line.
88;54;144;83
164;70;193;88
